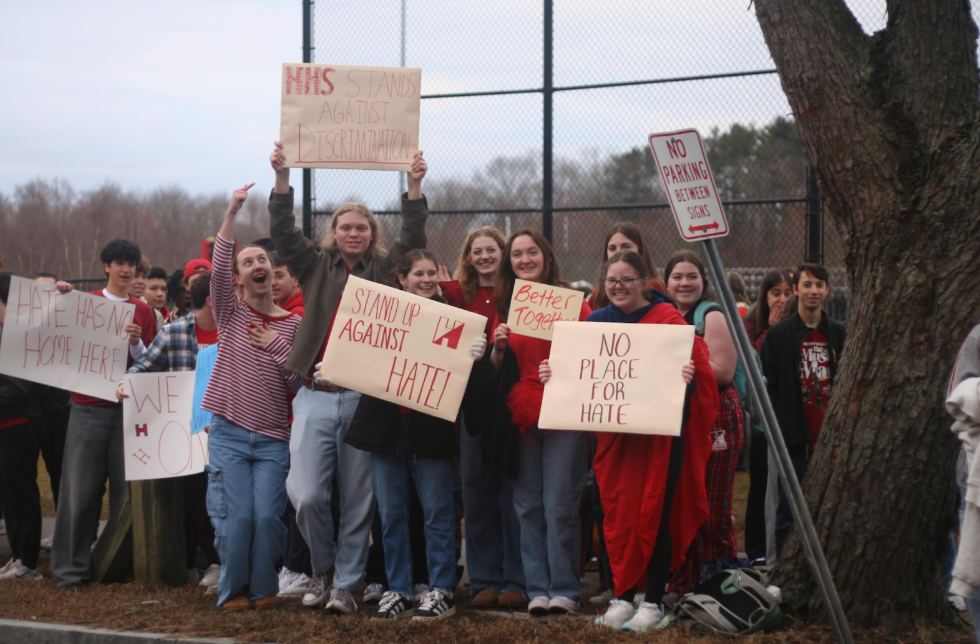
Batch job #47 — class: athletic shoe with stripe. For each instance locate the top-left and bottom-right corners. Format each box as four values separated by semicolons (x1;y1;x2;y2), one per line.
413;588;455;621
371;591;415;620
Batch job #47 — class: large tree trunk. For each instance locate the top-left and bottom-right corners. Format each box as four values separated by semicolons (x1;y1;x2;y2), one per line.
752;0;980;628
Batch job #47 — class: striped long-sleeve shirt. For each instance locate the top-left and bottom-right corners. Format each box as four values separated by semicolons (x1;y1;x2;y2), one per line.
201;234;302;442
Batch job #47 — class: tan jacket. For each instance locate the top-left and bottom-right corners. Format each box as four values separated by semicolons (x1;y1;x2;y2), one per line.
268;188;428;376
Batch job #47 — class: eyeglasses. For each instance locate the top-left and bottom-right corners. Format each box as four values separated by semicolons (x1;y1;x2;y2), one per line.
604;277;642;289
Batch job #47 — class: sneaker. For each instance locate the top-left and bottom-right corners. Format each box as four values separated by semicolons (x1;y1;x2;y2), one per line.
548;596;578;614
40;534;53;550
528;595;550;616
280;572;312;598
278;567;295;584
7;562;43;581
413;582;430;601
589;589;615;606
623;601;664;632
595;599;635;629
371;591;415;620
413;589;455;621
187;568;200;585
199;564;221;589
364;582;387;604
951;594;968;613
302;573;330;608
325;586;357;614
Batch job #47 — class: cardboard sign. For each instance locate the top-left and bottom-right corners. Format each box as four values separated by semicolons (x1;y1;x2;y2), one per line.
539;321;694;436
122;371;209;481
319;275;486;421
505;279;584;341
0;276;135;402
648;129;730;241
280;63;422;171
191;344;217;435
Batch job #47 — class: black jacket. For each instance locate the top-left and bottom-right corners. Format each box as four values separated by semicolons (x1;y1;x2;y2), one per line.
345;355;492;460
481;346;523;480
0;373;42;421
760;310;846;450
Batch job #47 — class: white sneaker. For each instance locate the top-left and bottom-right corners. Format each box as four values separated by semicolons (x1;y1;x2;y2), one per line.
279;572;311;598
589;589;615;606
0;558;22;579
278;567;298;592
302;573;331;608
950;594;968;613
548;596;579;614
199;564;221;589
2;561;43;581
40;534;53;550
413;582;430;601
623;601;664;632
595;599;635;628
364;582;387;603
634;591;646;607
528;595;550;616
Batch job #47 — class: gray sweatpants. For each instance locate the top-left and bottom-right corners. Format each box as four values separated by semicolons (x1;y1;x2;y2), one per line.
51;403;127;587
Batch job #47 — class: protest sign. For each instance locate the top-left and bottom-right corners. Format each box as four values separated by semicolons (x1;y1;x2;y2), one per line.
539;321;694;436
648;129;729;241
505;279;584;341
191;344;217;435
319;275;486;421
122;371;208;481
280;63;422;171
0;276;135;401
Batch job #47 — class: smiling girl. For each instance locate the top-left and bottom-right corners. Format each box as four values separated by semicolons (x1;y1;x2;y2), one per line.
201;183;302;611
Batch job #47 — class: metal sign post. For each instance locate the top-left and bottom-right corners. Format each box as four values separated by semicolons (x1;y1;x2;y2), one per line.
649;128;853;644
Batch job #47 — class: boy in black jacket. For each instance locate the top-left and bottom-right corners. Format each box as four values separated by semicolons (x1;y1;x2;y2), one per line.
760;263;846;565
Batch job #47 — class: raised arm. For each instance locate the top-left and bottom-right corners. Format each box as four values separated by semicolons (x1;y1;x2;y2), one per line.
269;141;320;285
212;183;254;327
386;151;429;265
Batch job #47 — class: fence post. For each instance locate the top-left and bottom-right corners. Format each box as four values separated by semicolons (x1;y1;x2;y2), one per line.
805;165;823;264
541;0;553;243
302;0;313;240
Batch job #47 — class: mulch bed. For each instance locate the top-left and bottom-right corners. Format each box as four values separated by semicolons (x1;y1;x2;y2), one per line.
0;562;973;644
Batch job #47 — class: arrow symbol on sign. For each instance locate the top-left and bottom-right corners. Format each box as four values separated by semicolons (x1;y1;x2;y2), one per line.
688;222;720;234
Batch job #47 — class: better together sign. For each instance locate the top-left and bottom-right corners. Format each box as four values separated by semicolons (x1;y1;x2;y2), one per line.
122;371;209;481
539;321;694;436
319;276;486;421
505;279;584;341
280;63;421;171
0;276;135;402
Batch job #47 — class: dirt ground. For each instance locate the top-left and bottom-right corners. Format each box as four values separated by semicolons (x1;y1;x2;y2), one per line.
0;572;973;644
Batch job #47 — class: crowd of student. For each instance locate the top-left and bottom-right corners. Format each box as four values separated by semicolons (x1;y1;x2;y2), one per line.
0;144;863;629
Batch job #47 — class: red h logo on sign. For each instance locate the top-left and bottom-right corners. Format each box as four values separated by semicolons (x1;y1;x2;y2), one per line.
432;317;464;350
135;424;148;437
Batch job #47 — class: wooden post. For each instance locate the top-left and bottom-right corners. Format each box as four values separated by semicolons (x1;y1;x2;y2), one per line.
91;484;133;583
131;478;186;586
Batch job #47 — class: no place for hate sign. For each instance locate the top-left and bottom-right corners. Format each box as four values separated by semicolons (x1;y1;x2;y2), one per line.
319;276;486;421
539;321;694;436
0;276;135;401
280;63;421;171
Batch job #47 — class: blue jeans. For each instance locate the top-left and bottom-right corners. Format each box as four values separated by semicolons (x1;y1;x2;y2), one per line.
371;416;456;597
460;422;525;596
286;387;373;590
206;415;289;606
512;427;587;602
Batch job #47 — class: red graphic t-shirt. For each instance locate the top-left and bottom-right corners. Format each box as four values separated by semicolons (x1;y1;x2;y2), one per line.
800;327;832;448
195;324;218;349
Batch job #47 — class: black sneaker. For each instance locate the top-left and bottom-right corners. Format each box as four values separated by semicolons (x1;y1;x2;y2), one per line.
413;589;455;621
371;591;415;620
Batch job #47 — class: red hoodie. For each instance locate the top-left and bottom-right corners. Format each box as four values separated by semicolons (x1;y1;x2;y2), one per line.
281;289;305;317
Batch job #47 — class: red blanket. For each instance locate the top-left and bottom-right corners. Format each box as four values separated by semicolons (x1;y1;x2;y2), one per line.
593;303;718;593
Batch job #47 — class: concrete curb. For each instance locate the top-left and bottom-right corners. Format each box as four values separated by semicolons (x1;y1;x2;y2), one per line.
0;619;244;644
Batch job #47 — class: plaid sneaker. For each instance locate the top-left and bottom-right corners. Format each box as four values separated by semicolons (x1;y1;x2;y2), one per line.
325;586;357;614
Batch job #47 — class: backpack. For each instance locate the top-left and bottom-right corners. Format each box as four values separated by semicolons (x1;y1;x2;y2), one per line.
693;301;765;434
661;568;782;635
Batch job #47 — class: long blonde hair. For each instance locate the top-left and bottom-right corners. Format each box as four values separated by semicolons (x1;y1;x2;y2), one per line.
318;202;387;259
454;226;506;306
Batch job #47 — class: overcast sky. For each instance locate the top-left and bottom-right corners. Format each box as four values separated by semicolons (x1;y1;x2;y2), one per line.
1;0;975;208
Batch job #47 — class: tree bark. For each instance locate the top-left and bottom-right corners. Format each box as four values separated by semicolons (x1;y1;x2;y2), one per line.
753;0;980;627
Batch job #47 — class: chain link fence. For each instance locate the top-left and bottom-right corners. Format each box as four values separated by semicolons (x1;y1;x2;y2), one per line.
305;0;879;318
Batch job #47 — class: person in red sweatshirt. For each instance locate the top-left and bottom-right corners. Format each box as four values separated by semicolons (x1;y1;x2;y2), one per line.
51;239;158;588
271;252;304;317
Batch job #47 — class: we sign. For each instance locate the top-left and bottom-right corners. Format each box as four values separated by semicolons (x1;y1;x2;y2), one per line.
648;129;729;241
